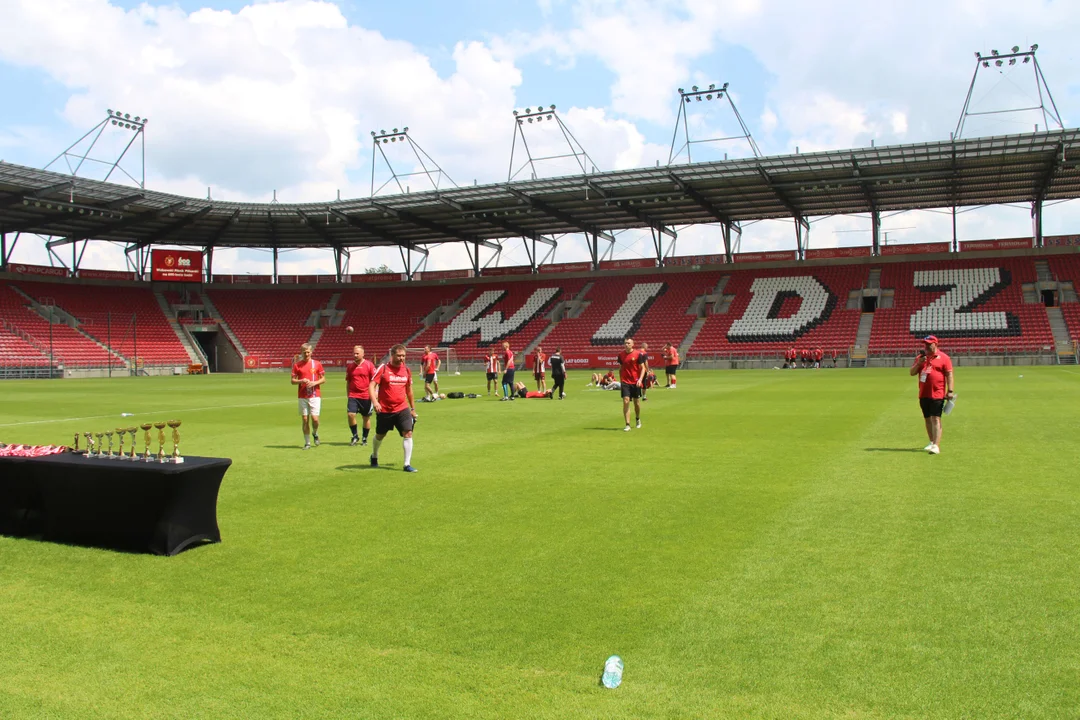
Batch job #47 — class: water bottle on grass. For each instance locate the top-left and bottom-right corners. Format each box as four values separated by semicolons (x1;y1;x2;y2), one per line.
601;655;623;689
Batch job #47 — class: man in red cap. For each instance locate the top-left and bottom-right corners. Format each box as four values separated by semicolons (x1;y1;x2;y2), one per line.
909;335;955;454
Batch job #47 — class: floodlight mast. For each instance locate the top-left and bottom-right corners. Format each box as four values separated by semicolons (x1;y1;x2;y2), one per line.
44;109;148;188
668;83;760;165
370;127;456;197
954;44;1063;139
507;105;598;181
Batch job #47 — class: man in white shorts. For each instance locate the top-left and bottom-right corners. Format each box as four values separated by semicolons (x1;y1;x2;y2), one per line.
291;343;325;449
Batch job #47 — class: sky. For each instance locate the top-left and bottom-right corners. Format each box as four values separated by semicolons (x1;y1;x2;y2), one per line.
1;0;1079;274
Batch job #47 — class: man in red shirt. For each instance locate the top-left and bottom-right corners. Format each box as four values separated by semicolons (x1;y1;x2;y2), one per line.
420;346;441;401
291;342;325;450
485;346;501;397
909;335;955;455
662;343;681;387
814;347;824;369
617;337;648;431
345;344;376;446
499;341;516;401
533;346;547;392
370;343;419;472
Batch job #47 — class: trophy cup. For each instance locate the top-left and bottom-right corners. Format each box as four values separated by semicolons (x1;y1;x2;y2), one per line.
73;433;80;453
94;432;104;458
141;424;153;462
128;428;139;460
104;431;114;459
85;432;95;458
115;428;126;460
154;422;167;463
167;420;183;463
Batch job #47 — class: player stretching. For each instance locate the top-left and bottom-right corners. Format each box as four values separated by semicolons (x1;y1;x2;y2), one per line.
420;346;441;401
485;346;501;396
345;345;376;446
663;342;680;388
291;342;325;449
370;344;419;472
533;346;547;392
617;337;648;431
499;341;516;401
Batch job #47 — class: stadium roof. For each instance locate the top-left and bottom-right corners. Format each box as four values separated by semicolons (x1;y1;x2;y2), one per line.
2;129;1079;254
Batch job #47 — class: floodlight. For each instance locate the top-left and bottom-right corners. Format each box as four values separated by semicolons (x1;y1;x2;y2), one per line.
1023;56;1030;64
684;98;690;104
390;136;396;142
380;129;386;134
678;87;684;93
513;110;519;115
404;126;409;132
1009;58;1016;65
706;94;712;100
1012;45;1020;53
393;127;398;133
528;117;534;123
975;52;982;59
696;96;702;101
124;113;130;119
550;104;555;110
382;138;388;144
709;83;715;90
991;49;999;55
983;61;990;68
995;59;1003;66
134;116;140;122
546;114;553;120
691;85;698;91
107;109;113;115
111;120;117;125
1031;44;1038;51
371;131;376;136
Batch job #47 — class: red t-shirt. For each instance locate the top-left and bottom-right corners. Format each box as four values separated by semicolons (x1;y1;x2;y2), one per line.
670;348;680;365
421;352;438;374
485;354;499;373
533;352;546;374
372;362;413;413
617;349;647;385
502;347;515;370
917;351;953;399
292;359;325;399
345;358;376;399
814;349;823;361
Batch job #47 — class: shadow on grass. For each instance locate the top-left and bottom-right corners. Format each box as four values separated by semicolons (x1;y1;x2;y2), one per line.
336;464;395;472
584;427;627;432
864;448;927;453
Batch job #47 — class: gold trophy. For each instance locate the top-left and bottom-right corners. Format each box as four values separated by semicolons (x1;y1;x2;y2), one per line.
73;432;81;453
141;424;153;462
85;432;95;457
154;422;167;463
105;430;115;459
128;428;139;460
115;428;126;459
167;420;183;463
94;432;104;458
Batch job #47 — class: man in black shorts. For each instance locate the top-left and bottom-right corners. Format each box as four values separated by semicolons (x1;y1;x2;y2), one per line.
485;345;500;396
344;345;376;446
369;344;419;472
499;341;516;401
549;347;566;399
617;337;647;431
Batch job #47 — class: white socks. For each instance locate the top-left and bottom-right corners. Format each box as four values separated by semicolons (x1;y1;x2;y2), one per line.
403;437;413;466
372;436;383;457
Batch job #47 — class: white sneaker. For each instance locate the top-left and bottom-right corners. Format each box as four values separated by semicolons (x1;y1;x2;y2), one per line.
923;443;935;452
635;420;641;429
623;425;631;432
928;444;940;455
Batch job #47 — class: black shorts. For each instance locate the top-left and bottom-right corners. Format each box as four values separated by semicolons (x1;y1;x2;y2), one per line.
621;383;641;399
376;408;415;436
665;364;678;374
486;372;497;380
502;369;515;386
424;373;436;384
347;397;372;416
920;397;945;418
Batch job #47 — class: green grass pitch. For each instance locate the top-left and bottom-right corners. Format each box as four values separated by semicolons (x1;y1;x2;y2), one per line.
1;366;1079;719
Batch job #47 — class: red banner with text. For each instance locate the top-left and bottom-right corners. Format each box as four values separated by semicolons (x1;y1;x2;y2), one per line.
482;265;533;277
77;268;138;281
151;249;203;282
562;352;621;369
959;237;1033;252
879;242;951;256
664;254;727;266
805;246;871;260
539;261;593;274
733;251;798;263
598;258;657;271
353;272;404;283
9;263;70;278
417;269;474;281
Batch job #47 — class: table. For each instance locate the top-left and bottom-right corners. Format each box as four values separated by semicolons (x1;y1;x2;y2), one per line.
0;453;231;555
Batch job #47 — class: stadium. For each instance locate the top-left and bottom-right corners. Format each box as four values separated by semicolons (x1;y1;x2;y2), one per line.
2;7;1080;717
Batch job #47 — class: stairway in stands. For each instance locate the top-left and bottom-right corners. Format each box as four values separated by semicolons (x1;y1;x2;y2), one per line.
154;291;203;364
200;292;248;357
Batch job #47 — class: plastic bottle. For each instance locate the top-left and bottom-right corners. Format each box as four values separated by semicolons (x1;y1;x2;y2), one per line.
943;394;956;415
601;655;623;689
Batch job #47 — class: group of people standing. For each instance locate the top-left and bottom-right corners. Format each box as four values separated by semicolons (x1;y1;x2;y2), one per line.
783;347;838;369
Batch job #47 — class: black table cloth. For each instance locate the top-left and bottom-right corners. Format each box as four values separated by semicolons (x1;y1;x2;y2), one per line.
0;453;231;555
